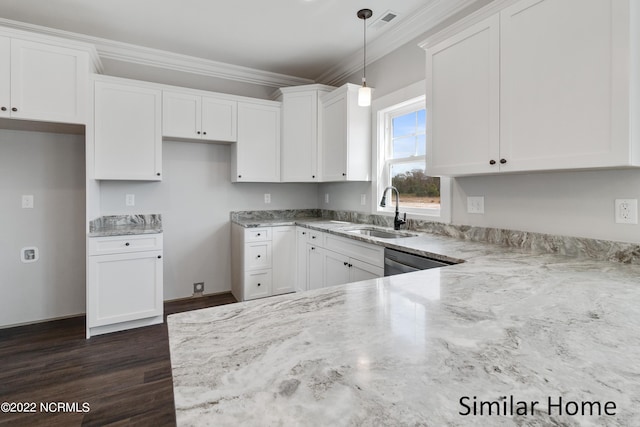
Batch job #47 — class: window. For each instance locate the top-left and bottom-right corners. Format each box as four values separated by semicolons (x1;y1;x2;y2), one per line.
376;96;442;218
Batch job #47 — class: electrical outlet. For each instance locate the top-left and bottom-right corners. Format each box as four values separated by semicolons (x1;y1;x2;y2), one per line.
264;193;271;204
360;194;366;206
193;282;204;296
21;195;34;209
125;194;135;206
467;196;485;214
325;193;329;204
615;199;638;224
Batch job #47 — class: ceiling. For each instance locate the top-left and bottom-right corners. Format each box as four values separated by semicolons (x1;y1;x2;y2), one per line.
0;0;482;86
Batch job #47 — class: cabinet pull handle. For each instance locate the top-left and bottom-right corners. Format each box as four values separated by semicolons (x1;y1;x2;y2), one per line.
489;159;496;165
257;254;261;258
238;175;242;178
342;173;346;176
157;255;162;259
0;107;6;111
257;283;261;287
348;264;352;268
197;131;201;135
203;131;207;135
343;262;348;266
312;175;315;179
500;158;507;164
302;232;306;235
311;236;316;239
125;242;130;246
11;107;17;112
257;233;261;236
311;247;315;250
157;172;161;176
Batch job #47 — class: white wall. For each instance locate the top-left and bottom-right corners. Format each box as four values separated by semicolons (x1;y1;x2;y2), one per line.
99;141;318;300
321;6;640;244
0;129;86;327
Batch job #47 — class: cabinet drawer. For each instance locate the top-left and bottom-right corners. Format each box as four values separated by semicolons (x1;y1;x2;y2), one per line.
89;233;163;255
308;230;324;245
324;233;383;267
296;227;310;242
244;228;270;242
245;242;272;270
245;270;272;300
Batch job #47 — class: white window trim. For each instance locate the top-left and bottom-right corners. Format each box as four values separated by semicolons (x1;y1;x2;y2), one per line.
370;80;452;223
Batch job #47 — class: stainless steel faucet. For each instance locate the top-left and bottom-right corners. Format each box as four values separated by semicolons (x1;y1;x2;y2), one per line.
379;186;406;230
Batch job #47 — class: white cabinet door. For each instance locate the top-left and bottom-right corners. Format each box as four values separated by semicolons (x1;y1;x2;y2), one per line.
295;227;309;292
320;84;371;182
245;270;272;300
426;15;500;176
162;91;201;139
324;249;350;288
281;91;319;182
0;36;9;119
233;101;281;182
500;0;628;171
307;244;324;291
201;96;237;142
94;80;162;180
349;258;384;283
272;226;296;295
320;93;348;181
88;250;163;328
9;39;88;124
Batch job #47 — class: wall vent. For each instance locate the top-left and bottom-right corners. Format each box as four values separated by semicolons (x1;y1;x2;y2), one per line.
370;10;398;31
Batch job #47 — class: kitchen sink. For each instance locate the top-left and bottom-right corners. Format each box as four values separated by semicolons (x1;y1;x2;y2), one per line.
343;226;418;239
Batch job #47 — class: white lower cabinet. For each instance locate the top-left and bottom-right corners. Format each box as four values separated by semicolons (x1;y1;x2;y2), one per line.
306;244;325;291
234;224;384;299
231;224;295;301
301;229;384;290
87;233;163;338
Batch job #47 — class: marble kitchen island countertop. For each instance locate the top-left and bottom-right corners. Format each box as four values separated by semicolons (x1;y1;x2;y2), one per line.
168;233;640;426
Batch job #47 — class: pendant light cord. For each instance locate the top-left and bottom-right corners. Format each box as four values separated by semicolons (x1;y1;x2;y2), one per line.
363;14;367;86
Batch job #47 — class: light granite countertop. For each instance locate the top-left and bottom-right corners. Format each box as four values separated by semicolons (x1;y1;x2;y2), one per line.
169;219;640;426
88;214;162;237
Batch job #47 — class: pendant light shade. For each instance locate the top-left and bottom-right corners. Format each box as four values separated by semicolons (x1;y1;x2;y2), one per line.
357;8;372;107
358;85;371;107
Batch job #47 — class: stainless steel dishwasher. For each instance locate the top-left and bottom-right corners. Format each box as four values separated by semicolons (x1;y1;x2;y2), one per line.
384;248;454;276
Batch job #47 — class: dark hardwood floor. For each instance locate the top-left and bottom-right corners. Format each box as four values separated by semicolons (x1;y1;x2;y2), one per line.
0;293;236;427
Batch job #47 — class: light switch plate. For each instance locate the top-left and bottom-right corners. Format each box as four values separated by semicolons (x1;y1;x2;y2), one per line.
467;196;485;214
264;193;271;204
325;193;329;204
360;194;366;206
125;194;135;206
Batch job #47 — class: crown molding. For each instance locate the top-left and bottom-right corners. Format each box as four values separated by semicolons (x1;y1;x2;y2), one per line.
0;17;314;88
314;0;480;86
418;0;518;49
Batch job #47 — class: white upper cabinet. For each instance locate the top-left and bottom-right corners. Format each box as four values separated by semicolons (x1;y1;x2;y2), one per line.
94;77;162;180
0;36;10;118
425;16;500;176
422;0;640;176
279;85;334;182
232;100;281;182
0;35;90;124
162;90;237;142
320;83;372;182
500;0;633;171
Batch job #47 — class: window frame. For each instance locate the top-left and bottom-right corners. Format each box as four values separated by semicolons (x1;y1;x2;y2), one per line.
371;81;451;223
